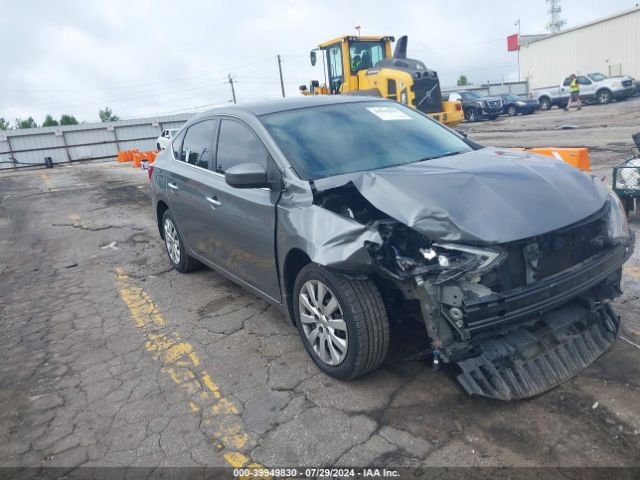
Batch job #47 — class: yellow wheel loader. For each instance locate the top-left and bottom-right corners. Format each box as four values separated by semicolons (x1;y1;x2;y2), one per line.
300;35;465;128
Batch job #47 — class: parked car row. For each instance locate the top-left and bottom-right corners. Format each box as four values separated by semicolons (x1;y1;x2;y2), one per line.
443;91;539;122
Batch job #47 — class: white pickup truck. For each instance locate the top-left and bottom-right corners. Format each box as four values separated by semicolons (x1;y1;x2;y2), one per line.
533;73;635;111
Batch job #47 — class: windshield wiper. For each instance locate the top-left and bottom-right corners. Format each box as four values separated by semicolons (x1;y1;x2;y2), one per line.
418;151;465;162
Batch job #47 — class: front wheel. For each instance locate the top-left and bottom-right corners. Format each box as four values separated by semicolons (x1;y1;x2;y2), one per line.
293;264;389;380
465;108;478;122
596;89;612;105
507;105;518;116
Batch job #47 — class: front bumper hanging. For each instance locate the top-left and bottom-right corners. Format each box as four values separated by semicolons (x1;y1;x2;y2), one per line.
456;301;620;400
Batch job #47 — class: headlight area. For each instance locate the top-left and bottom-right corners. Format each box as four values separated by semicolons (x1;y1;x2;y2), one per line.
606;191;630;245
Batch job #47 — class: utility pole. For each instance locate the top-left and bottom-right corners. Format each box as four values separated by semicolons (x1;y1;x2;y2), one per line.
228;74;236;104
515;18;521;82
277;55;285;98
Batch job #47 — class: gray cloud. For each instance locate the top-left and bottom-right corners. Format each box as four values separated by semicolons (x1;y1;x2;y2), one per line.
0;0;634;122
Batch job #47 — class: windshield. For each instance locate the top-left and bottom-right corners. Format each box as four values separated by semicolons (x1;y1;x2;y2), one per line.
260;101;473;180
460;91;481;100
587;73;607;81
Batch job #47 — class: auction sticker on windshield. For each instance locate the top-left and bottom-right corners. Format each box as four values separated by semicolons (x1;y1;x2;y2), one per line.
366;106;412;120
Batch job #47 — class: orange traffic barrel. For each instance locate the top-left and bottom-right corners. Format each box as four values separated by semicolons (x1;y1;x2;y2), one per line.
526;147;590;172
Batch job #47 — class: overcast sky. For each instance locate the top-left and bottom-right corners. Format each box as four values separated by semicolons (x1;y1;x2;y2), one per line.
1;0;636;124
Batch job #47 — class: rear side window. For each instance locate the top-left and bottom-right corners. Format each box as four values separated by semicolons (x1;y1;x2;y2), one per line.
562;77;571;86
172;130;186;159
215;119;269;173
181;120;216;169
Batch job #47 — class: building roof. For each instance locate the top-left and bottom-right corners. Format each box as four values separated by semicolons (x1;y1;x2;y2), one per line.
523;6;640;45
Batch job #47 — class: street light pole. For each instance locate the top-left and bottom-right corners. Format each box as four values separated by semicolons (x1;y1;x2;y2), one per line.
515;18;521;82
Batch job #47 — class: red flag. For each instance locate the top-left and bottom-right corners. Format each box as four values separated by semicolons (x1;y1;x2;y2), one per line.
507;34;519;52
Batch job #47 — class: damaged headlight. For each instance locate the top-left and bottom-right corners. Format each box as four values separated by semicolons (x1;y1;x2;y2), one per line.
429;243;507;282
606;191;630;245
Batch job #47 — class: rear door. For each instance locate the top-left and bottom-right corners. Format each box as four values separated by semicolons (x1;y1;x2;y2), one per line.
204;117;281;301
577;75;594;99
166;119;220;258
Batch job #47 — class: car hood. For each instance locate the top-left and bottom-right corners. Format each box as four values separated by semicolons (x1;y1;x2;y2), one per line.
320;148;609;244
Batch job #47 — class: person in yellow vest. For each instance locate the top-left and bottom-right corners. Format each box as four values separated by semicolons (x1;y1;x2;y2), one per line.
565;74;582;111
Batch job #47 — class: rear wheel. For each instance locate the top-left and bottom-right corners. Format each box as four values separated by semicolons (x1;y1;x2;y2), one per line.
162;210;201;273
507;105;518;116
539;97;551;111
293;264;389;380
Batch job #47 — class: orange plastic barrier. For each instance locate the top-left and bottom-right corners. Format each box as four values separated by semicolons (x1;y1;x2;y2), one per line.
132;152;143;168
525;147;590;172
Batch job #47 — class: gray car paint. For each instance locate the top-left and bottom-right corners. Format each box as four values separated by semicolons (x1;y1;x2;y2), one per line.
151;96;611;317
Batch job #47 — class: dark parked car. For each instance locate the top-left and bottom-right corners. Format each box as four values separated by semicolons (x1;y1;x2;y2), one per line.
499;93;539;116
444;91;503;122
150;96;634;400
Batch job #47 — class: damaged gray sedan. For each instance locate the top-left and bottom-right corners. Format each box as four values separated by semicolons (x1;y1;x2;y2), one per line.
150;96;634;400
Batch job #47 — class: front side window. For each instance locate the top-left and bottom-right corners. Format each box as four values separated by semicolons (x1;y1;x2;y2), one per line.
215;119;269;173
326;44;344;94
349;40;385;72
181;120;216;169
261;101;473;180
562;77;572;86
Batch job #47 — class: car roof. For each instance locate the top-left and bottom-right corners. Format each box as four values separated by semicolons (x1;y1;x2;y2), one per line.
199;95;387;117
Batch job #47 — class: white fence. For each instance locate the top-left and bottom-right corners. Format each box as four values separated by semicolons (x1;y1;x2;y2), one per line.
0;113;193;170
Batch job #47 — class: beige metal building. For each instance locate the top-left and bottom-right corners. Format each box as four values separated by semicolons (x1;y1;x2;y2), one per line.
519;7;640;89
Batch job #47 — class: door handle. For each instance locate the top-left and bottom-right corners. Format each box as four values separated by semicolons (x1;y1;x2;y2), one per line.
206;196;222;207
167;182;178;190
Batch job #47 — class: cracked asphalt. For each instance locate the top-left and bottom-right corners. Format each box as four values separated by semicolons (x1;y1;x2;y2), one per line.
1;99;640;469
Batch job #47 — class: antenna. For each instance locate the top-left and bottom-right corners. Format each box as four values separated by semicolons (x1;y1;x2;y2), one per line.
546;0;566;33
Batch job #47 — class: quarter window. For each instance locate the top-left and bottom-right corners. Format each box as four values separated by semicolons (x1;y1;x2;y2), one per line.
172;129;186;160
181;120;216;169
215;120;269;173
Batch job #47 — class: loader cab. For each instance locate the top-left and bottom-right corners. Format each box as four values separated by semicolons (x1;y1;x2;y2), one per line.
312;35;394;94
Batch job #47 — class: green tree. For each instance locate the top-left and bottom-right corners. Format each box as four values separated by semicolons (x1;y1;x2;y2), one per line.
0;117;10;130
15;117;38;129
98;106;119;122
60;114;78;125
42;114;59;127
457;74;469;86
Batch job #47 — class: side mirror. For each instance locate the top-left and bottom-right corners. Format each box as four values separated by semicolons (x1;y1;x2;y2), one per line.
225;163;269;189
310;50;317;66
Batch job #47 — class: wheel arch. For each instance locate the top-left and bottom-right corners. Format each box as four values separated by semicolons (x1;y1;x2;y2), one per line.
282;248;312;324
156;200;170;239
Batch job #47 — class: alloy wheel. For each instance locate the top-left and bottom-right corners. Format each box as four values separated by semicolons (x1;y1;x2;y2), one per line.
164;218;181;265
298;280;348;366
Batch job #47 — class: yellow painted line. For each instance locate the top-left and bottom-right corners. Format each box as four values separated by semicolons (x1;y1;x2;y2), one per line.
115;268;269;476
623;265;640;278
39;172;54;189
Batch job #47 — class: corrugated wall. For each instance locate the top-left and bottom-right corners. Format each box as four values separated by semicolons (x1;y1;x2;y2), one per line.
0;114;193;170
520;8;640;89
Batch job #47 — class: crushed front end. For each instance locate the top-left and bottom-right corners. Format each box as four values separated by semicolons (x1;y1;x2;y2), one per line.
311;179;634;400
366;193;634;400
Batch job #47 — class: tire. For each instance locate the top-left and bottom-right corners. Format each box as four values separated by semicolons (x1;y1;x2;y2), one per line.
465;108;478;122
507;105;518;116
623;197;635;216
539;97;551;111
293;263;389;380
161;210;201;273
596;89;612;105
